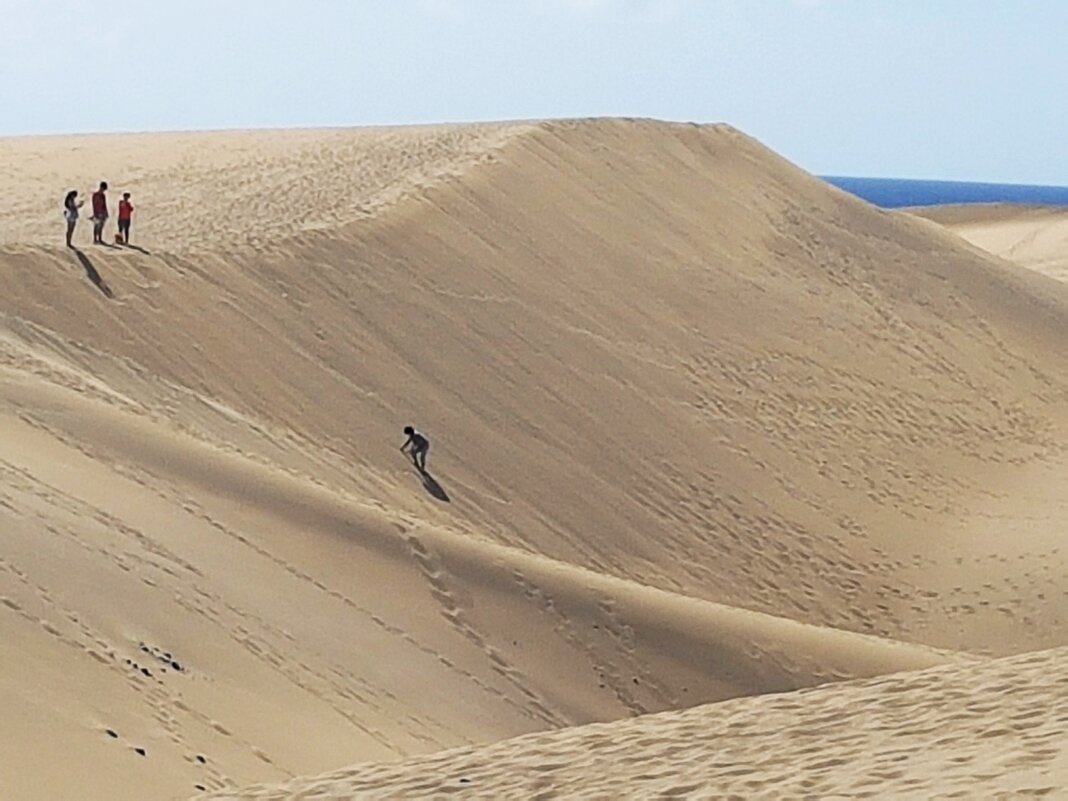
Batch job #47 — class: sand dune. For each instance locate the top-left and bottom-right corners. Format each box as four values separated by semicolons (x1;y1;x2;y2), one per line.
1;119;1067;799
0;327;955;801
0;123;532;252
909;203;1068;284
210;645;1068;799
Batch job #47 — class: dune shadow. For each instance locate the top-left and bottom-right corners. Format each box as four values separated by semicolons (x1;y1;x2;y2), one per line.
71;248;114;298
417;469;451;503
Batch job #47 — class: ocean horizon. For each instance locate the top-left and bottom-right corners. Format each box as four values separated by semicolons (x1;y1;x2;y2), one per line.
822;176;1068;209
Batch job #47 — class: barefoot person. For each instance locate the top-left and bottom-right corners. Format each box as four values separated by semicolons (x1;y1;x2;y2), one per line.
400;426;430;472
117;192;134;244
91;181;109;244
63;190;84;247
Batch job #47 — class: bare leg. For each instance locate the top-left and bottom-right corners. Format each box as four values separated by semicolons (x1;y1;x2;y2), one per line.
66;220;75;248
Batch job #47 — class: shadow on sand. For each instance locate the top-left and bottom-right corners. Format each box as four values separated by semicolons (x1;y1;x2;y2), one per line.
71;248;114;298
416;468;450;503
120;243;152;255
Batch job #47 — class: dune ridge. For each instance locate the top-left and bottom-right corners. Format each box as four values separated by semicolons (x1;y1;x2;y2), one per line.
208;645;1068;800
908;203;1068;284
1;119;1067;799
0;122;534;252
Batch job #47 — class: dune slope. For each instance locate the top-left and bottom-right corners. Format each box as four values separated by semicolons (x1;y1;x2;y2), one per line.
909;203;1068;284
1;119;1067;799
211;645;1068;800
0;297;954;801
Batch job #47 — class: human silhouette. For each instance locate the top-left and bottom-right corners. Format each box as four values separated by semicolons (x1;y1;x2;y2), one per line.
117;192;134;244
400;425;430;472
91;181;109;244
63;189;84;248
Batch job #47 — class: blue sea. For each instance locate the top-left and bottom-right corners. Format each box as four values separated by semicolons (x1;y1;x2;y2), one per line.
822;176;1068;209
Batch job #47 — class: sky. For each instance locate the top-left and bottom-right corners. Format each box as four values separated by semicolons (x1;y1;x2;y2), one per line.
2;0;1065;183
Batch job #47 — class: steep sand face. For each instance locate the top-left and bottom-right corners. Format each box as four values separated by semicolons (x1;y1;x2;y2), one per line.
210;646;1068;800
0;361;955;801
1;120;1067;799
908;203;1068;284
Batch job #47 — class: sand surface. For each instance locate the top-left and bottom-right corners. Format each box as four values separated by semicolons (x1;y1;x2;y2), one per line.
209;646;1068;799
1;119;1066;799
909;203;1068;284
0;123;531;252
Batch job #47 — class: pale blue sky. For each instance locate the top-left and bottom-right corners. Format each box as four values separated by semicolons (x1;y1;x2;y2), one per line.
2;0;1064;183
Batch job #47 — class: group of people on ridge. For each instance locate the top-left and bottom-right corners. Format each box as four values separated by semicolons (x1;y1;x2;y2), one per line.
61;181;435;476
64;182;134;248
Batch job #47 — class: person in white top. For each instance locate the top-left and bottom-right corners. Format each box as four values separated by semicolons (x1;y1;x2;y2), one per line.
64;189;84;248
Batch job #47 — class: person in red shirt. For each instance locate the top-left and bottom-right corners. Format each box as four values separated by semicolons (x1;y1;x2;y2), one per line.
91;181;108;244
117;193;134;244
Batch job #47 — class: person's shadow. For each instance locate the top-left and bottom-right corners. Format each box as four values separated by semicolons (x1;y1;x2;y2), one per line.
413;465;450;502
71;248;114;298
120;243;152;255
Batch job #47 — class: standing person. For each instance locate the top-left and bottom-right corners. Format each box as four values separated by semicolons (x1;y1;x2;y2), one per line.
91;181;108;244
400;426;430;472
117;192;134;244
63;190;84;248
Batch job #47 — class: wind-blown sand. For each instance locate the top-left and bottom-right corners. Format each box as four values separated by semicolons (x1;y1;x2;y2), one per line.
1;119;1066;799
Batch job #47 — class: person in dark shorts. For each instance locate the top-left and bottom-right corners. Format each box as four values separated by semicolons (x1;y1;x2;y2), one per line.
117;193;134;244
63;190;84;248
400;426;430;471
91;181;109;244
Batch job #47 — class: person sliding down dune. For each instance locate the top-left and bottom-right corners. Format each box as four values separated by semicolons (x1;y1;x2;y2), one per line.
400;426;430;472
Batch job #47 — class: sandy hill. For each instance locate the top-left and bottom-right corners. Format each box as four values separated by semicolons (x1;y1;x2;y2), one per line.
208;645;1068;799
0;123;532;252
909;203;1068;284
1;119;1066;800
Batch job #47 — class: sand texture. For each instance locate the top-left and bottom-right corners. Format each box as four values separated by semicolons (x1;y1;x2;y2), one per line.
0;123;532;253
1;119;1066;800
208;646;1068;800
909;203;1068;284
